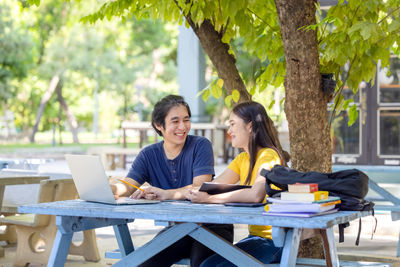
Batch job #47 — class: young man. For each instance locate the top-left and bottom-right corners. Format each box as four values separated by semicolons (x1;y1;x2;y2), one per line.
111;95;233;267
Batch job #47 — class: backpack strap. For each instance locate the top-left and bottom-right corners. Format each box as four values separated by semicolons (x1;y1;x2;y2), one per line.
355;218;361;245
338;222;350;243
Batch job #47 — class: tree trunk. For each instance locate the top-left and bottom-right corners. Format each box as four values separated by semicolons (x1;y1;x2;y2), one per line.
56;81;79;143
182;14;251;103
30;74;60;143
275;0;332;258
275;0;331;173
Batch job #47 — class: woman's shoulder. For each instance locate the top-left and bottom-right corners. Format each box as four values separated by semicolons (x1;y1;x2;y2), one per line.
233;151;248;162
258;148;280;160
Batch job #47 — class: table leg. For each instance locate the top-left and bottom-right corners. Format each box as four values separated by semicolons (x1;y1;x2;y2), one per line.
113;222;200;266
0;185;5;257
190;225;265;266
113;224;134;257
279;228;302;267
321;228;339;267
47;230;73;267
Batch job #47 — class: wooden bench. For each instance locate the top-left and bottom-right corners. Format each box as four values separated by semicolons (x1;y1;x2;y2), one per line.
87;146;141;170
0;179;100;266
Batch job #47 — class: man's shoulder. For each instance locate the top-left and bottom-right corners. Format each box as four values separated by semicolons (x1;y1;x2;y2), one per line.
187;135;211;146
140;141;163;155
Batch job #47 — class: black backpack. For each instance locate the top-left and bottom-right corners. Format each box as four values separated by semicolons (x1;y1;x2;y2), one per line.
261;165;375;244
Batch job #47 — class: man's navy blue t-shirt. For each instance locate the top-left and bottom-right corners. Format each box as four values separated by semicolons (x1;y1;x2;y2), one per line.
126;135;214;189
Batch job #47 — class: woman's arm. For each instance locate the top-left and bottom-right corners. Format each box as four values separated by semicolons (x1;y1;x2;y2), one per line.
142;174;213;200
212;168;240;184
188;162;271;204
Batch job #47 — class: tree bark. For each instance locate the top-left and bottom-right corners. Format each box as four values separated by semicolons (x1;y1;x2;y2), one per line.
56;81;79;143
275;0;332;258
182;15;251;103
275;0;331;173
30;73;60;143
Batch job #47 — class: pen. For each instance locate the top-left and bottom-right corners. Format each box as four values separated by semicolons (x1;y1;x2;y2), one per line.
119;179;145;192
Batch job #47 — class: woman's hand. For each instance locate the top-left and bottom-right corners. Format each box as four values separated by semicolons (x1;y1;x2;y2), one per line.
187;189;211;203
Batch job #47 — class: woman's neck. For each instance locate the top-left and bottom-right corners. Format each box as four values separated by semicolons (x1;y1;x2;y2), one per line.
163;142;185;160
245;146;262;155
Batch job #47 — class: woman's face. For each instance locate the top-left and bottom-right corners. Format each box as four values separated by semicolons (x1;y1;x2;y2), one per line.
156;105;191;147
227;113;251;151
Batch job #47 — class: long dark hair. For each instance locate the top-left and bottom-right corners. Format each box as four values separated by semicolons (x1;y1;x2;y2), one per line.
151;95;191;136
232;101;288;185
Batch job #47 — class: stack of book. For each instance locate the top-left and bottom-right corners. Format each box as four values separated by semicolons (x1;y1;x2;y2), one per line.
264;183;340;217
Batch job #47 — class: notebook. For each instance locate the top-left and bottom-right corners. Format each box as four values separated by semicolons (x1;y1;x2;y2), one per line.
65;154;159;205
199;182;251;195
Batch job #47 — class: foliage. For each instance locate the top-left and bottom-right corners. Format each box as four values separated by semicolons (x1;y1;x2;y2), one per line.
314;0;400;125
0;0;35;104
51;0;400;128
3;0;178;139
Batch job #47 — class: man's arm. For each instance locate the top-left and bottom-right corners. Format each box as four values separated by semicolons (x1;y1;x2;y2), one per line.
111;177;142;198
143;174;212;200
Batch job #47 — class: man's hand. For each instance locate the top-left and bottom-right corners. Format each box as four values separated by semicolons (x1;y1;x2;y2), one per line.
129;186;159;200
142;186;171;201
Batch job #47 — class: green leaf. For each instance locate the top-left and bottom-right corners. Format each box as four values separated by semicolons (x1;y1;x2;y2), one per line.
225;95;233;107
232;90;240;103
342;99;354;110
334;94;344;115
217;78;224;88
388;20;400;33
268;100;275;110
348;104;358;126
211;83;222;99
202;89;210;102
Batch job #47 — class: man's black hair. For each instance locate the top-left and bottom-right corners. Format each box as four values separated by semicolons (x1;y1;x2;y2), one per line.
151;95;191;136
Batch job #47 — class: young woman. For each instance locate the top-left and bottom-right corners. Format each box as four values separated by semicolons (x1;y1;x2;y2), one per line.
188;101;289;266
111;95;233;267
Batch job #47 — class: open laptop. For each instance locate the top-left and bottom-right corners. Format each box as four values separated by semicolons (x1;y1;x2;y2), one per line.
65;154;159;205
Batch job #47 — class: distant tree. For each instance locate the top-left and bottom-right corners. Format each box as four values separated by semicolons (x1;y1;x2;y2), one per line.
0;0;35;137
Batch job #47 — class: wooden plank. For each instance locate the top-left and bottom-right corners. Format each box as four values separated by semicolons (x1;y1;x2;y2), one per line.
47;230;73;267
280;228;302;267
55;216;133;233
113;224;134;257
369;180;400;205
0;176;49;185
321;228;339;267
113;222;199;267
272;226;286;247
19;200;371;230
189;226;265;266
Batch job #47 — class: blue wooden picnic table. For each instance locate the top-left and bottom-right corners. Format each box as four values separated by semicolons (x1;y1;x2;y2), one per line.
18;200;371;267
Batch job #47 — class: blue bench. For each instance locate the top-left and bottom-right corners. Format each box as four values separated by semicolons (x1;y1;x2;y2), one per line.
333;165;400;257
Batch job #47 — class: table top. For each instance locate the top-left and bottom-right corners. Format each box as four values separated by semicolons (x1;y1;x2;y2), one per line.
0;175;49;186
19;200;371;229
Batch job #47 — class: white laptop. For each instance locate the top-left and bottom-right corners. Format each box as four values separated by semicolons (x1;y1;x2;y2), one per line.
65;154;159;205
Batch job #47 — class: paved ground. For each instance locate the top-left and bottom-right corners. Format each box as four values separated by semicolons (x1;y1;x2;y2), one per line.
0;159;399;266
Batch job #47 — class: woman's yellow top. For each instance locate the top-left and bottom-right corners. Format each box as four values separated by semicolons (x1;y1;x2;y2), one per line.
228;148;281;239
